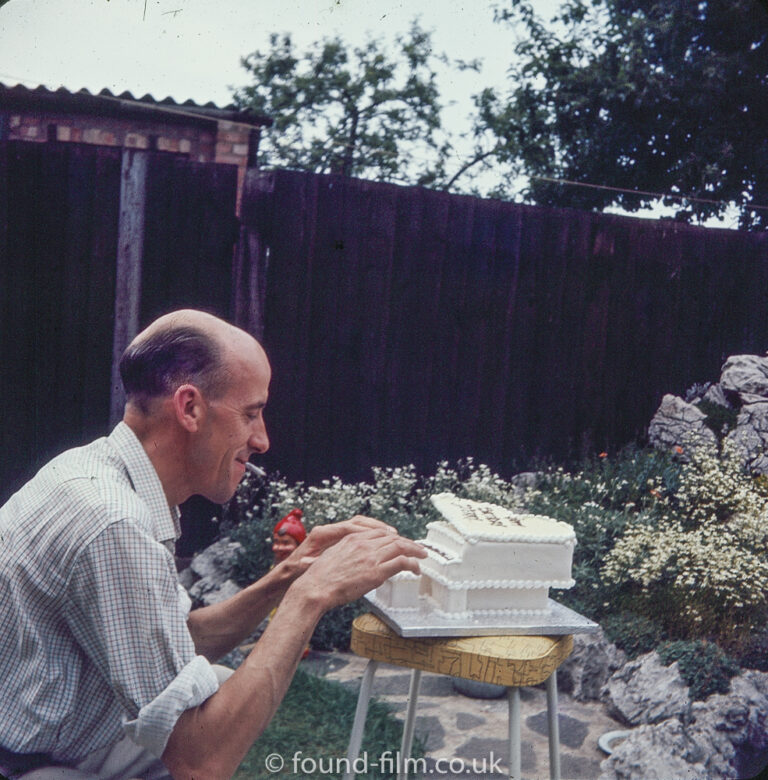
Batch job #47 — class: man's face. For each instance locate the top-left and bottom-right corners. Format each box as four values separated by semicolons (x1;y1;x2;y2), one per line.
193;343;271;504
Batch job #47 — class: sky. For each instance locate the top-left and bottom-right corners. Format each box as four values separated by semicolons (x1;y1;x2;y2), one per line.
0;0;520;110
0;0;539;196
0;0;741;227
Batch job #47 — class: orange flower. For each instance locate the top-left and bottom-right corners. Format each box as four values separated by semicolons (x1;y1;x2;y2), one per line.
674;445;684;455
649;488;661;498
599;452;608;458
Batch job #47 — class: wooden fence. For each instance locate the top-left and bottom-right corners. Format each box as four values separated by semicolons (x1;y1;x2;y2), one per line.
5;147;768;510
242;169;768;484
0;140;238;505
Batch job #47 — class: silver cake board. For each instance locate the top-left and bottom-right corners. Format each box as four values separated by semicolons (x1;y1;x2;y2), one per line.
363;590;599;638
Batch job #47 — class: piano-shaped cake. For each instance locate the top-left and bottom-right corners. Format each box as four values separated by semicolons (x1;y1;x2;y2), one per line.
372;493;576;618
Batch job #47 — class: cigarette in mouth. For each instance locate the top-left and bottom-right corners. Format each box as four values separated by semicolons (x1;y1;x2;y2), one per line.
244;462;267;478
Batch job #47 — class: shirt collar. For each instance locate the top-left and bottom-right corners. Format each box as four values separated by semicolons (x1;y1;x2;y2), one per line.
108;422;182;543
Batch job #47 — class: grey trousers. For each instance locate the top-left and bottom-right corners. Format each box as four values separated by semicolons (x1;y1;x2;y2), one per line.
16;735;170;780
17;665;236;780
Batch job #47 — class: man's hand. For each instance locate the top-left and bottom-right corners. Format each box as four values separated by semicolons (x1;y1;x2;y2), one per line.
281;515;399;574
289;526;427;610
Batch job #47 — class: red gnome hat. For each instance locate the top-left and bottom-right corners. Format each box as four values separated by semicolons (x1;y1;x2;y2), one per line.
273;508;307;544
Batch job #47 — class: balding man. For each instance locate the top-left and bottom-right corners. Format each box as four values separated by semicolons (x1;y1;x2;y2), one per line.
0;310;426;780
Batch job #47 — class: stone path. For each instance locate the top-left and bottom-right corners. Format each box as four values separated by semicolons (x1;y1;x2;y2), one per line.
302;651;627;779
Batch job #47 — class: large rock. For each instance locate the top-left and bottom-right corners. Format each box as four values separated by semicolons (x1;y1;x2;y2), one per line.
558;628;626;702
599;671;768;780
189;577;243;607
189;537;243;580
647;394;718;456
691;671;768;773
184;537;244;606
726;402;768;474
598;716;734;780
603;652;690;726
700;382;733;409
720;354;768;402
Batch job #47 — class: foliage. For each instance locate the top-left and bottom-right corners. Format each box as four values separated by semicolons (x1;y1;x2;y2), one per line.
233;666;424;779
601;611;665;660
602;442;768;650
658;640;740;701
737;626;768;672
310;599;368;652
696;399;740;440
234;23;451;186
523;445;680;617
483;0;768;228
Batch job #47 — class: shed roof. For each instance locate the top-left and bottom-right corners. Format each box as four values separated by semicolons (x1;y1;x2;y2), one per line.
0;82;272;129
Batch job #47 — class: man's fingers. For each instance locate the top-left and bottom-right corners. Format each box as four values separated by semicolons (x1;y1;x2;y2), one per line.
294;529;415;571
315;516;396;542
377;554;423;580
346;515;396;532
374;536;427;561
303;519;395;551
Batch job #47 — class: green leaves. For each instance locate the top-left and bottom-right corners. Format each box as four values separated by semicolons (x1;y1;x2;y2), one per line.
234;22;449;184
484;0;768;227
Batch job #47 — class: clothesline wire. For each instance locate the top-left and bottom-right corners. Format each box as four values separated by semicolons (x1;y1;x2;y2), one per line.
530;175;768;213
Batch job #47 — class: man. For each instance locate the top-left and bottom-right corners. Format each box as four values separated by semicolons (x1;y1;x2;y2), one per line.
0;309;426;780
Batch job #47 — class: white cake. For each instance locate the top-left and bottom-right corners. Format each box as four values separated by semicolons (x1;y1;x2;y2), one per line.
371;493;576;619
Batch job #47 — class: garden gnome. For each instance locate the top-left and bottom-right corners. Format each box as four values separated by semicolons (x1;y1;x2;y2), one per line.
270;508;310;656
272;508;307;563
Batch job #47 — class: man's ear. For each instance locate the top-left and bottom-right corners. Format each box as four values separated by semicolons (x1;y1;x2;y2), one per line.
172;384;205;432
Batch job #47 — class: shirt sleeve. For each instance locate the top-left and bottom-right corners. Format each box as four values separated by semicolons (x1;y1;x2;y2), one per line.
64;520;219;757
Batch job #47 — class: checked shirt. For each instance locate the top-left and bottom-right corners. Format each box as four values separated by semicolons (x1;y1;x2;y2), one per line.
0;422;219;762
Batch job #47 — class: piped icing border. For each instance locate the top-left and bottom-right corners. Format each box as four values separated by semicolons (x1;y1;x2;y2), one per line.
429;603;552;619
367;589;552;619
420;561;575;590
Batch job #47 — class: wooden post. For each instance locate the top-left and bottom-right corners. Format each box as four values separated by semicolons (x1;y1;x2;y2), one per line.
110;149;148;427
232;168;274;340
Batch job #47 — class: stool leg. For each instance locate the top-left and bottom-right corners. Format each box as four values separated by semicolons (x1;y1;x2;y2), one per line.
398;669;422;780
545;671;561;780
507;687;521;780
343;659;379;780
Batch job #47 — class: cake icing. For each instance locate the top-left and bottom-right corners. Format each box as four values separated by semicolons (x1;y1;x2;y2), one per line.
370;493;576;619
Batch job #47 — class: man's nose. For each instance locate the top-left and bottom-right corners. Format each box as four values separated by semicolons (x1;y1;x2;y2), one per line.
249;418;269;454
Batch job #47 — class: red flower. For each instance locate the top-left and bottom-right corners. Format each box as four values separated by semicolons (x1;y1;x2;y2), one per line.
674;445;684;455
599;452;608;458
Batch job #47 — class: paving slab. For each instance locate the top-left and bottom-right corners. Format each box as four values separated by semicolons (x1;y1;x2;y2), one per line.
304;650;625;779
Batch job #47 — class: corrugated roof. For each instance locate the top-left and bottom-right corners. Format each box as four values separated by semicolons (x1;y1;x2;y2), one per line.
0;82;272;127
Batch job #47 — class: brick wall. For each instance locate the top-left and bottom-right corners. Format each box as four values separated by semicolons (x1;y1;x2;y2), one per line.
213;120;253;207
6;109;253;212
7;110;217;159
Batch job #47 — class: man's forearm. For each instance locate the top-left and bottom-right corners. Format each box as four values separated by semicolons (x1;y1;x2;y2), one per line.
186;557;301;661
163;580;326;780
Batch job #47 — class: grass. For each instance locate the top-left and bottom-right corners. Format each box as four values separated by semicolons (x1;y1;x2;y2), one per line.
233;665;425;779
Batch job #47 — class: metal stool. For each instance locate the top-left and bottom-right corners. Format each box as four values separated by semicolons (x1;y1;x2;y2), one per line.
344;613;573;780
